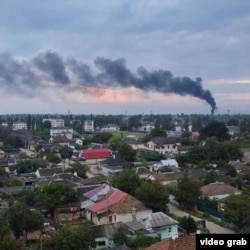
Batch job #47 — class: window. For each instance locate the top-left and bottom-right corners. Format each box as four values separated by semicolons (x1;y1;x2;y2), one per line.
168;227;172;232
97;241;106;246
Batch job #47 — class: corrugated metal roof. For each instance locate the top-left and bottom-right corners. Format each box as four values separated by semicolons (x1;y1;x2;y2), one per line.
88;189;127;213
82;148;111;160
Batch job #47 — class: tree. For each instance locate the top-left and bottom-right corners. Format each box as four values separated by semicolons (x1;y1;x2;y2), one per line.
0;215;22;250
26;114;31;131
59;146;73;160
47;153;62;164
50;223;96;250
4;177;23;187
150;128;166;138
112;168;141;195
5;203;44;238
3;135;25;149
203;170;220;185
108;137;122;151
15;159;47;174
200;121;229;141
135;181;168;213
177;216;197;235
91;132;112;143
117;143;136;162
223;194;250;229
65;162;87;179
35;183;78;212
175;175;201;210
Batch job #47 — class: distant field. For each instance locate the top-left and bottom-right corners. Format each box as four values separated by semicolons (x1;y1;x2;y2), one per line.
112;131;147;139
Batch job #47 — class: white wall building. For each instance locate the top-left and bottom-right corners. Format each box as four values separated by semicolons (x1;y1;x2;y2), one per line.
83;120;94;132
42;118;65;128
12;122;27;131
50;127;73;139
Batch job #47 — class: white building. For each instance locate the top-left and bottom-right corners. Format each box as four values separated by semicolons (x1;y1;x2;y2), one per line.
100;124;120;132
50;127;73;139
42;118;65;128
12;122;27;131
83;120;94;132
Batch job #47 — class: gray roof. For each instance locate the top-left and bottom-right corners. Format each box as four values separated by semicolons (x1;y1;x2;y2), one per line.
38;167;63;177
139;212;178;229
136;167;152;176
91;222;123;239
100;156;130;166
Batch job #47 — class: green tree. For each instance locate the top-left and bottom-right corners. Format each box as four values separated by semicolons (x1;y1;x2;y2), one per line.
92;132;112;143
223;194;250;229
200;121;229;141
117;143;136;162
203;170;220;185
0;215;22;250
35;183;78;212
26;114;31;131
59;146;73;160
108;137;122;151
112;168;141;195
15;159;47;174
3;135;25;149
50;223;96;250
5;203;44;238
4;177;23;187
177;216;197;235
47;153;62;164
150;128;166;138
175;175;201;210
65;162;87;179
135;181;168;213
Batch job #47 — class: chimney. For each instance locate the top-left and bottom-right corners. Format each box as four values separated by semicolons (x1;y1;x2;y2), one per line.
131;207;137;222
113;154;116;159
74;171;77;176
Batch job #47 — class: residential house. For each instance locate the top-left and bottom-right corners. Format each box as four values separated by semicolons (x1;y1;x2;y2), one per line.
152;159;179;172
49;135;71;146
146;137;179;155
35;167;63;179
200;182;241;200
138;212;179;240
227;126;240;137
80;148;112;165
240;148;250;163
92;222;123;249
161;172;185;185
93;155;130;180
135;167;153;180
138;123;155;132
229;160;248;173
86;188;152;225
54;202;81;222
143;234;196;250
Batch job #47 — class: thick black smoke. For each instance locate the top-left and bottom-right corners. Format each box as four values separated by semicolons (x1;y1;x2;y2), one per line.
0;51;216;113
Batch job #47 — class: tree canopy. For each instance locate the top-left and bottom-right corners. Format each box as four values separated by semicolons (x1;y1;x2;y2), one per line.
117;143;136;162
135;181;168;213
49;223;96;250
112;168;141;195
223;194;250;230
5;203;44;237
35;183;78;211
200;121;229;141
175;175;201;210
65;162;87;179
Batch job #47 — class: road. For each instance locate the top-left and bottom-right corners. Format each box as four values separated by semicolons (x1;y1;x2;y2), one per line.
168;202;236;234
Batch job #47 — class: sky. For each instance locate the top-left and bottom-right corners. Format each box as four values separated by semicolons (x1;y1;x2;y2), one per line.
0;0;250;115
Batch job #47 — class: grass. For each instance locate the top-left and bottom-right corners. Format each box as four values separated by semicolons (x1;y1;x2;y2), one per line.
112;131;147;139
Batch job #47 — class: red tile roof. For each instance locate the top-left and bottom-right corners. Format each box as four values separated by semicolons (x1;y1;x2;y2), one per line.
82;148;111;160
143;235;196;250
88;189;127;213
200;182;240;197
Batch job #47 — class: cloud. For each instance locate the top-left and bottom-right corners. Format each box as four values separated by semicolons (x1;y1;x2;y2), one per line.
0;50;217;113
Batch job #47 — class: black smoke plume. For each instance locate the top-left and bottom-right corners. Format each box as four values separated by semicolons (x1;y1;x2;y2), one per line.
0;51;216;113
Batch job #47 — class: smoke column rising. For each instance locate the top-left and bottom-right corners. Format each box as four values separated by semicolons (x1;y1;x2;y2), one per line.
0;51;216;113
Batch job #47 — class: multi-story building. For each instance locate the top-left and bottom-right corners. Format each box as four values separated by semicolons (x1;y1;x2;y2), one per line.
42;118;65;128
83;120;94;132
12;122;27;131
